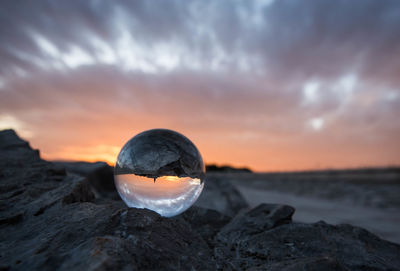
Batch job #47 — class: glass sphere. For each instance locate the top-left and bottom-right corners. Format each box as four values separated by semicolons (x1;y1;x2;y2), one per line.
114;129;205;217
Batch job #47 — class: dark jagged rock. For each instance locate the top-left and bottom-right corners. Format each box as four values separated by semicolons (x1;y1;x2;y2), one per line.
0;129;31;150
250;256;350;271
54;161;119;200
1;129;400;271
61;179;95;204
176;206;232;246
215;217;400;270
216;204;295;244
195;175;249;216
0;130;213;270
50;208;215;270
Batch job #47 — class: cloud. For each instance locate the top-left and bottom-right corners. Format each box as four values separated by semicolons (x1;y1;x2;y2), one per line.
0;0;399;170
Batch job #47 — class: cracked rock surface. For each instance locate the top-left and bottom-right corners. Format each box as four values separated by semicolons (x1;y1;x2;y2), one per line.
1;130;399;271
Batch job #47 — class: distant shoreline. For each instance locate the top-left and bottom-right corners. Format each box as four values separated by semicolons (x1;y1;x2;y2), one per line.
207;165;400;175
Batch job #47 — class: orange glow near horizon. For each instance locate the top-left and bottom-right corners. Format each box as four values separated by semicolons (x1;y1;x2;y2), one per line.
41;144;121;166
31;125;400;172
1;1;399;172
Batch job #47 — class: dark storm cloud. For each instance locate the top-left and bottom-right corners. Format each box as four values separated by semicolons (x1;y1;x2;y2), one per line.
0;0;399;170
1;0;399;79
258;0;400;84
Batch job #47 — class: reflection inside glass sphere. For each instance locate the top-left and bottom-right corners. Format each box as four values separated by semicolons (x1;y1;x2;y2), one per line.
114;129;205;217
115;174;204;217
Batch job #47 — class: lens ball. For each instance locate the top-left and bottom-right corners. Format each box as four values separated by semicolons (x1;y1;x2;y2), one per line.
114;129;205;217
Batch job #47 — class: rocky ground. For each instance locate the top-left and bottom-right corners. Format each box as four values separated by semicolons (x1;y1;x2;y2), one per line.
1;129;399;270
225;170;400;244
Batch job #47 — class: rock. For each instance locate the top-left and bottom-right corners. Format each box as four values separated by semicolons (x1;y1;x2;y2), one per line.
176;206;231;247
250;256;350;271
216;203;295;244
0;129;30;150
55;161;110;176
62;179;95;204
54;161;119;200
0;130;214;270
215;218;400;270
1;129;400;271
195;175;249;216
51;208;215;271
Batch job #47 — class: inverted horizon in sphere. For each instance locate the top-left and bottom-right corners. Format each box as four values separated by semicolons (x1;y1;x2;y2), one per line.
115;174;203;217
114;129;205;217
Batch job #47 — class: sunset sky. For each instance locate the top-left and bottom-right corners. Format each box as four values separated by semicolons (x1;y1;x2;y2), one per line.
0;0;399;171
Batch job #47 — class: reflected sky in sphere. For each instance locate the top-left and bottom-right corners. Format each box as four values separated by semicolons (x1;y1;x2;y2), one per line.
115;174;204;217
114;129;205;217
